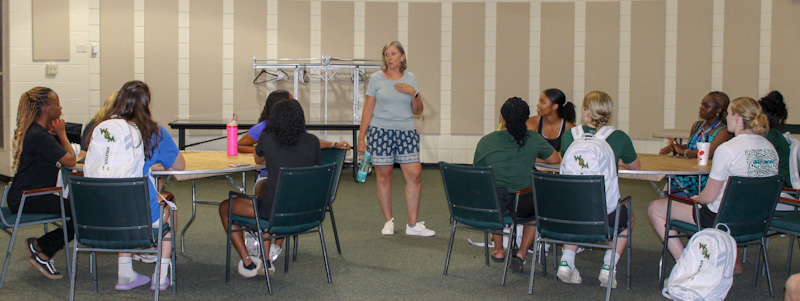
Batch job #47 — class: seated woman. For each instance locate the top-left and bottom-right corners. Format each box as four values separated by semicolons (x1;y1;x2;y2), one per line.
10;87;77;280
659;91;733;196
238;89;350;197
648;97;778;266
759;91;793;206
526;88;576;152
473;97;560;272
90;80;186;291
219;99;321;278
558;91;641;288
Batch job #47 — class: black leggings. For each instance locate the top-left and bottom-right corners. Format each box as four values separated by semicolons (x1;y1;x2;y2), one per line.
496;188;534;218
11;194;74;258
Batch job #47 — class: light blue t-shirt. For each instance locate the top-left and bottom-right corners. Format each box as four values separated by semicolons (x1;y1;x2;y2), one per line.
144;126;180;223
365;71;419;131
247;120;267;141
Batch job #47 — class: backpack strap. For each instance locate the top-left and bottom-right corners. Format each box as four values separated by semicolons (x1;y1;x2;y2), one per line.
571;126;586;139
784;132;800;188
594;126;616;141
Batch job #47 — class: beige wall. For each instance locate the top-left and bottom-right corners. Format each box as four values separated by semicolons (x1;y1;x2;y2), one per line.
4;0;800;175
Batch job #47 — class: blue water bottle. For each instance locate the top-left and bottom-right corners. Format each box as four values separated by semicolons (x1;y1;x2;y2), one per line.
357;152;371;183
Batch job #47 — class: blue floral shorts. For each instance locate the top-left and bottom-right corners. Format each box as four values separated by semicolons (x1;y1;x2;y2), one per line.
367;127;420;166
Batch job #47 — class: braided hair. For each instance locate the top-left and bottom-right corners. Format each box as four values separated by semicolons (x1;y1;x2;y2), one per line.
501;97;530;149
13;87;54;171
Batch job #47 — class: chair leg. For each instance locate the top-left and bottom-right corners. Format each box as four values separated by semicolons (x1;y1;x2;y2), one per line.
293;235;299;262
659;225;671;290
327;206;342;255
255;231;273;295
0;228;18;289
606;237;619;301
319;227;332;283
786;235;796;278
552;243;559;281
760;239;775;297
69;245;78;301
501;227;514;286
483;231;489;267
528;236;540;295
225;227;232;284
170;218;178;294
90;252;98;293
443;222;457;275
154;245;161;301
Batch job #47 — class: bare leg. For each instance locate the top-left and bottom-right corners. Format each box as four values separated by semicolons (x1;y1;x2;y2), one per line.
647;198;696;259
516;225;537;260
400;162;422;225
375;165;394;222
787;273;800;301
219;197;259;266
491;233;505;257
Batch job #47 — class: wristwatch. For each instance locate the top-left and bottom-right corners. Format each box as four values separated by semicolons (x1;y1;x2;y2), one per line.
414;91;419;98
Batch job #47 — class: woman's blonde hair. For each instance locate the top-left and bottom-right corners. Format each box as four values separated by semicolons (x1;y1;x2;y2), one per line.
91;91;118;124
12;87;54;171
380;41;407;72
729;97;769;135
582;91;613;127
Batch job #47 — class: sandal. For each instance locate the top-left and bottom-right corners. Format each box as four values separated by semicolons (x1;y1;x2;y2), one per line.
491;250;506;263
510;255;525;273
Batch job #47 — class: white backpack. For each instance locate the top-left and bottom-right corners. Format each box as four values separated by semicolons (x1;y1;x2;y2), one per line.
560;126;619;214
84;119;145;178
783;132;800;188
663;224;738;301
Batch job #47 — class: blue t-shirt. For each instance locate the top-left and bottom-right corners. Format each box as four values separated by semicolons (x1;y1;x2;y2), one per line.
365;71;419;131
247;120;267;141
144;126;180;223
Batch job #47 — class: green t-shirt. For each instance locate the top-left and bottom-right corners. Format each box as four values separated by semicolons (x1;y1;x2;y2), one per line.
473;130;555;192
764;128;791;187
560;125;639;170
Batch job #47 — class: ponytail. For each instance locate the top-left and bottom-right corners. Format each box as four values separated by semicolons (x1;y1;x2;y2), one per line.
730;97;769;135
560;101;577;124
749;114;769;136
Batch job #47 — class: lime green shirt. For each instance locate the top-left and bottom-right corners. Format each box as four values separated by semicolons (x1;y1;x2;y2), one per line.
560;125;639;170
473;130;555;192
764;128;790;187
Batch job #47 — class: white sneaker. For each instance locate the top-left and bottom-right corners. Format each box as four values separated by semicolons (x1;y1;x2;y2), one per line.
598;264;617;288
381;218;395;235
556;261;582;284
237;256;264;278
269;243;282;262
133;248;158;264
405;221;435;237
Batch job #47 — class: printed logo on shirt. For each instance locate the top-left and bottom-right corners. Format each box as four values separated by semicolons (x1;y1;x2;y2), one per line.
745;149;778;177
100;128;115;142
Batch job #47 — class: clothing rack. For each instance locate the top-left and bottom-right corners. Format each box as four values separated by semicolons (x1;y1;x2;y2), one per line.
253;56;381;125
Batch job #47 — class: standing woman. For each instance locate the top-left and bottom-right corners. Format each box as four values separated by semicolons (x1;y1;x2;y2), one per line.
357;41;434;237
659;91;733;196
10;87;77;280
526;88;576;152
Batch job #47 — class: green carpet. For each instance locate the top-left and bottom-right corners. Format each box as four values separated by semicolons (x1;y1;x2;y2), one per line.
0;168;795;300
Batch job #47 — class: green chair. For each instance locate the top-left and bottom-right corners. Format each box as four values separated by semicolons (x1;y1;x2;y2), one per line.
528;171;632;301
658;175;784;297
768;193;800;277
439;162;519;286
1;184;71;289
225;163;336;294
65;175;176;301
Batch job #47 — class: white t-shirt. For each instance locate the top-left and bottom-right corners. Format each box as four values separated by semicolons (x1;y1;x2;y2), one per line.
707;134;778;212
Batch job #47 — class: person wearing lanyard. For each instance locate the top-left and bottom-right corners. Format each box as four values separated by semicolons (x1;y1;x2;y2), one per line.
658;91;733;196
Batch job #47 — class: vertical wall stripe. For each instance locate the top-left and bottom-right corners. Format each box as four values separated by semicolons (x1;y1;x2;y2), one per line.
266;0;277;62
276;1;310;110
89;1;100;114
354;2;365;59
663;0;677;129
529;3;541;108
573;1;585;111
178;0;189;119
440;2;451;139
617;0;631;131
222;0;234;119
133;0;144;81
309;1;321;122
398;3;408;47
144;0;179;127
710;0;724;91
320;1;354;126
484;3;495;135
757;0;771;96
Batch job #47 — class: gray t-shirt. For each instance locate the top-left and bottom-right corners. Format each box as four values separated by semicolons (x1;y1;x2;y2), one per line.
366;71;419;131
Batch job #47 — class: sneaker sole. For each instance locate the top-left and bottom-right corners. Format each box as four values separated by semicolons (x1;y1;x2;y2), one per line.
405;230;435;237
27;257;62;280
599;274;617;289
381;231;394;236
556;269;581;284
25;238;38;257
133;255;159;264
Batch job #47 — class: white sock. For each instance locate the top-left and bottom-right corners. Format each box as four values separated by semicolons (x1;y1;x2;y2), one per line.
118;257;136;284
603;250;621;266
159;258;170;284
560;249;576;268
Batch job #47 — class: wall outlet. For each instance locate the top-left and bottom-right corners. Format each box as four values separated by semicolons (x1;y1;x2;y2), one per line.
76;44;88;53
46;63;58;75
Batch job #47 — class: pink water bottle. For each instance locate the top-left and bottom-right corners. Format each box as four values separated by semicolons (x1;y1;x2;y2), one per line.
226;114;238;156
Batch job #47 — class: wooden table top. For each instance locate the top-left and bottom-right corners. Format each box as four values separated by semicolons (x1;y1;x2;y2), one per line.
152;151;264;181
536;153;711;182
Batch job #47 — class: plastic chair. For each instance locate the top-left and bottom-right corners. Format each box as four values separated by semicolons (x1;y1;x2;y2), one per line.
225;163;336;294
439;162;519;286
658;175;784;297
0;184;71;289
528;171;632;301
65;175;176;301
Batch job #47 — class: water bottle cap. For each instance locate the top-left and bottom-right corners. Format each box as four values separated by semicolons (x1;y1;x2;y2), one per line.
364;152;371;158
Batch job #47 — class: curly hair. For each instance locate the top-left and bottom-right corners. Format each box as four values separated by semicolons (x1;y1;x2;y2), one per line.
13;87;54;171
259;89;292;122
265;99;306;147
94;80;161;160
543;88;576;124
759;91;787;130
501;97;530;149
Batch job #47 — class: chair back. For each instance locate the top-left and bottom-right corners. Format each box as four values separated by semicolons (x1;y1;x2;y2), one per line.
66;175;156;249
714;175;784;243
439;162;506;230
267;163;336;235
531;171;610;243
320;148;347;203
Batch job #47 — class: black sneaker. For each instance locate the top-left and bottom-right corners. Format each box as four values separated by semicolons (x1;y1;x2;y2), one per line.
27;254;63;280
25;237;39;257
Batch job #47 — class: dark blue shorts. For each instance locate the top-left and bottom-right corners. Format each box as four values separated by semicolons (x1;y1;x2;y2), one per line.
366;127;420;166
